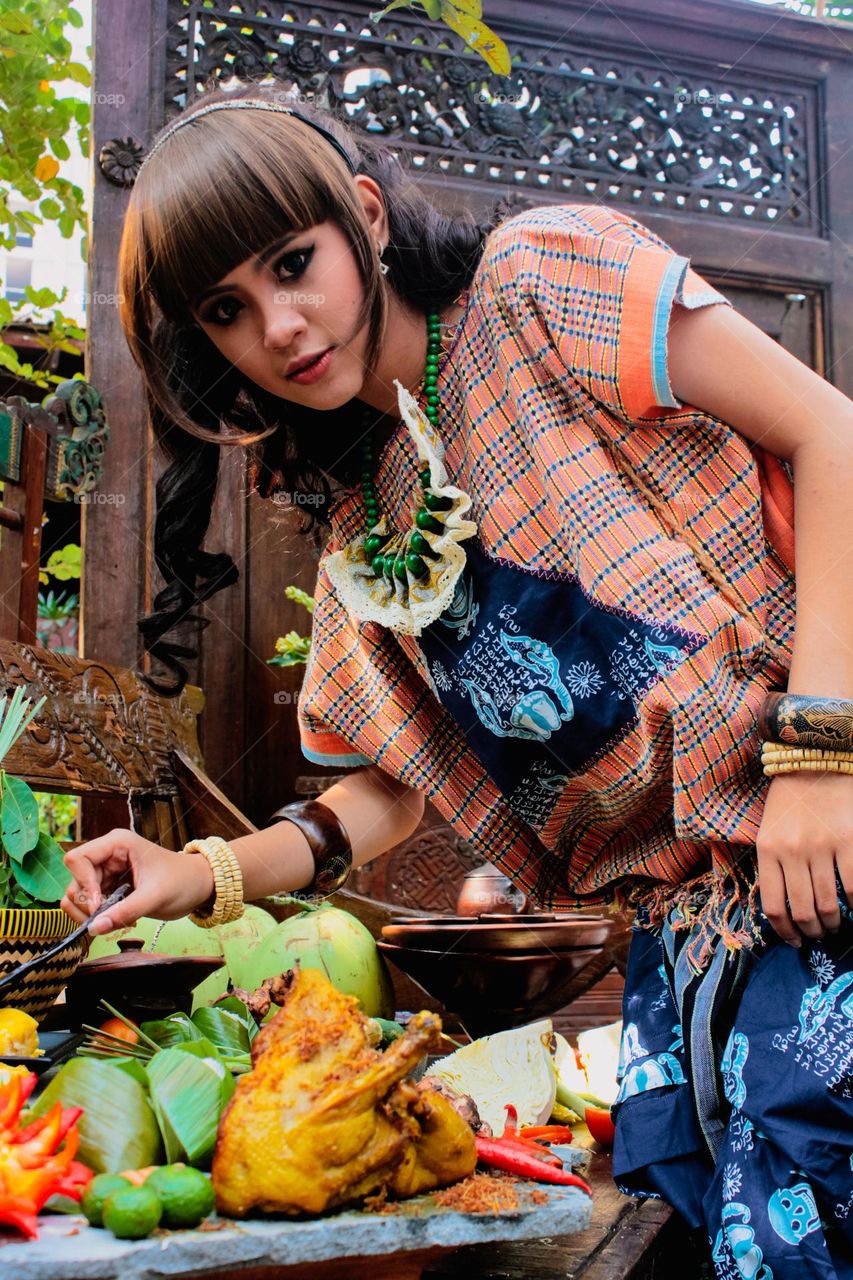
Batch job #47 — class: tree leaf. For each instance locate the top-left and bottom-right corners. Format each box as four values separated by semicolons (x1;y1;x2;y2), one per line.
14;831;71;903
24;285;60;309
0;12;34;34
440;4;511;74
62;61;90;87
442;0;480;13
1;774;40;862
34;155;60;181
370;0;416;19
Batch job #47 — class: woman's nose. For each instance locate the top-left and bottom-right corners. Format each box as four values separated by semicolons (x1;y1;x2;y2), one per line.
261;300;307;351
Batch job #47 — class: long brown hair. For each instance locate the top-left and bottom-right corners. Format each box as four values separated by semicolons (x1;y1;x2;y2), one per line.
119;82;502;694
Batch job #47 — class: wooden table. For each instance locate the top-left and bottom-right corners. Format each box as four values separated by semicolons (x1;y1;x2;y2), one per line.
423;1152;691;1280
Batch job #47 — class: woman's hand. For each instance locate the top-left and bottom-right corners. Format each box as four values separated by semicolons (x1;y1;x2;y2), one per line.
756;774;853;945
61;829;215;935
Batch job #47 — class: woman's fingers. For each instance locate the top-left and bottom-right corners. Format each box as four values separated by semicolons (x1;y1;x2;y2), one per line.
86;881;150;935
837;847;853;912
785;856;824;939
811;856;842;934
62;828;138;921
60;831;212;934
757;853;800;947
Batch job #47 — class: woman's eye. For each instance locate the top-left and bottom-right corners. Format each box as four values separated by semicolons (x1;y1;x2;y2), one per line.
204;296;242;326
200;245;314;326
275;246;313;279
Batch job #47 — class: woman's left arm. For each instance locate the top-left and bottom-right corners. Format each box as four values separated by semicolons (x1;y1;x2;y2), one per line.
668;302;853;946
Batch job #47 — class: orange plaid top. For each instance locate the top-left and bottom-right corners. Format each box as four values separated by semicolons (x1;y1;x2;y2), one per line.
298;204;796;916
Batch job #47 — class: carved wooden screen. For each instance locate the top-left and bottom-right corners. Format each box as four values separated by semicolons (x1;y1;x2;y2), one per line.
87;0;852;842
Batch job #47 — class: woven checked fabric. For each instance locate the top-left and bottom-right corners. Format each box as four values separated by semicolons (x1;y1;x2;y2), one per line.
298;204;797;929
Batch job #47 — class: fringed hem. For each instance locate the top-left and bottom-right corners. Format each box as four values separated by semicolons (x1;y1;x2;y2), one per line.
627;861;764;975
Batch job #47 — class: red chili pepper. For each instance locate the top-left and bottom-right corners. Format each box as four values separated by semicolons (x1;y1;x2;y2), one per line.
494;1106;562;1162
475;1136;592;1194
519;1125;573;1143
0;1072;93;1239
502;1103;518;1138
494;1137;563;1165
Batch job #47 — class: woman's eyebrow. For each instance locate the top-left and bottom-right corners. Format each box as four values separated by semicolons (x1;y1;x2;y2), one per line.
192;232;300;306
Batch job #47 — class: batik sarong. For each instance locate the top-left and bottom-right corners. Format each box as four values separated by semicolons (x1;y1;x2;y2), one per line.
613;900;853;1278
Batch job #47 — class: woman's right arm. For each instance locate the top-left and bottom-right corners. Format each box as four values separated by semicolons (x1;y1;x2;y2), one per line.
62;766;425;934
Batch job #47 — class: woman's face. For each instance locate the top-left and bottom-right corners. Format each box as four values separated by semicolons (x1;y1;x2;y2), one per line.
190;218;372;412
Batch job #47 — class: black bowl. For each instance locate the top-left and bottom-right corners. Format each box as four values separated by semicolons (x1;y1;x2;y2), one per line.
377;940;605;1038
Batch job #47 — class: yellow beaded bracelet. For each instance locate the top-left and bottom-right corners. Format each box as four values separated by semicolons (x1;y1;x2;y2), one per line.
761;741;853;778
764;760;853;776
184;836;245;928
761;745;853;765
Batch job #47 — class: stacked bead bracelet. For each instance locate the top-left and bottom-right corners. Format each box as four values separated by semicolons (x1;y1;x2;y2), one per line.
759;692;853;778
360;307;452;583
184;836;245;927
761;744;853;777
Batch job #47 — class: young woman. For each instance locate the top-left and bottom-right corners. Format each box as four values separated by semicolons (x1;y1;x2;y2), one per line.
62;84;853;1276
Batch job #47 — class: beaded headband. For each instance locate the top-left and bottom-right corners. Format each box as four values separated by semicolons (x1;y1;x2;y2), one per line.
139;99;358;176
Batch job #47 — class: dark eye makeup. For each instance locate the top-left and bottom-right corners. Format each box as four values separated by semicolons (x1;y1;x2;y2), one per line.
199;245;315;326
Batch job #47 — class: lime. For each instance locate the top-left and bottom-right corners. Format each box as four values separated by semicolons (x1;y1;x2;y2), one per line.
146;1165;215;1229
144;1162;186;1197
80;1173;133;1228
102;1185;163;1240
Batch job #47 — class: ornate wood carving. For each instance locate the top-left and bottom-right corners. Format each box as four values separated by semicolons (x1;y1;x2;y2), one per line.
0;379;110;501
97;137;146;188
160;0;815;228
0;641;204;798
364;825;483;913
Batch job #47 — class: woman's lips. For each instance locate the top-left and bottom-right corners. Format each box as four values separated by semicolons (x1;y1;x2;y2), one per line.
286;348;333;384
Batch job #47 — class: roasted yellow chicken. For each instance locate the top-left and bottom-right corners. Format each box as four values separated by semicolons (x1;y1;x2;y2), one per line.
212;967;476;1217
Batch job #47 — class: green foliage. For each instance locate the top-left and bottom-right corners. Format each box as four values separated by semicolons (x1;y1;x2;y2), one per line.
37;588;80;620
284;584;314;615
1;772;39;861
268;585;315;668
34;789;78;841
0;687;71;907
370;0;511;74
40;541;82;585
0;0;90;388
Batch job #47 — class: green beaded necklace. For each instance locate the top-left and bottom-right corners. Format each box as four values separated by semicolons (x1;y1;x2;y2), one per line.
360;308;453;583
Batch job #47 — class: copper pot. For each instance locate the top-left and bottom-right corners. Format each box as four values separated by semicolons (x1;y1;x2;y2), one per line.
456;863;527;916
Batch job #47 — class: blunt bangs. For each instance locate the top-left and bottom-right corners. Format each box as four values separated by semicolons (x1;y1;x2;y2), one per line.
128;110;364;322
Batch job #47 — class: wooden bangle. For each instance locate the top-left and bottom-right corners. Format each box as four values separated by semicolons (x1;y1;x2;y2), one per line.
759;693;853;751
266;800;353;900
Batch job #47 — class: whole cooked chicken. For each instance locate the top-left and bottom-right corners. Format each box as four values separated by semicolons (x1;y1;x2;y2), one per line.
212;967;476;1217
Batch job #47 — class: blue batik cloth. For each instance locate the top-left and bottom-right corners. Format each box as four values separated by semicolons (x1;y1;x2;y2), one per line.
612;899;853;1279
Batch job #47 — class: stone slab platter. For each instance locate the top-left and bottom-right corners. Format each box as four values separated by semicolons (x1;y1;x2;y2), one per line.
0;1159;592;1280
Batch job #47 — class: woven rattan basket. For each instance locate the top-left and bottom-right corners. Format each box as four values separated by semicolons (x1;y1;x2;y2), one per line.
0;907;87;1020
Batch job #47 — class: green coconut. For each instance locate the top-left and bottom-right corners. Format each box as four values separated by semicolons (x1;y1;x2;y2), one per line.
86;906;277;1010
231;903;395;1019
